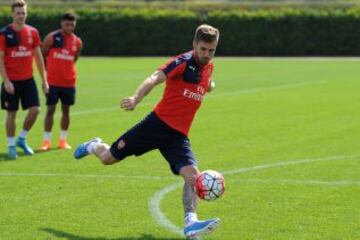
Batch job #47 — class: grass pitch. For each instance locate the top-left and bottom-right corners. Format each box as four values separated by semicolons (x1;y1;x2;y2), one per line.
0;57;359;239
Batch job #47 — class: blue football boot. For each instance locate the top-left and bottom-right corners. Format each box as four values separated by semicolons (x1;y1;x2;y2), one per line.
16;137;34;155
184;218;220;239
8;146;18;160
74;137;102;159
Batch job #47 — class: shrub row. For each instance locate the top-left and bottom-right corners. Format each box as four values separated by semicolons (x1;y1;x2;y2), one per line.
0;8;360;55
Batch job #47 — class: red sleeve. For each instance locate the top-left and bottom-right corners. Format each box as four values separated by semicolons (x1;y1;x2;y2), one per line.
209;63;214;78
159;57;186;80
206;64;215;92
0;35;5;52
78;37;82;47
32;29;41;48
77;37;83;51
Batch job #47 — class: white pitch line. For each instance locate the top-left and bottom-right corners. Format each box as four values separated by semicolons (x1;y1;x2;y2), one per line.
149;154;360;237
208;80;327;98
221;154;360;175
1;155;356;182
0;172;175;181
70;101;155;117
71;81;327;114
0;80;326;124
67;80;325;117
229;178;360;186
149;182;184;236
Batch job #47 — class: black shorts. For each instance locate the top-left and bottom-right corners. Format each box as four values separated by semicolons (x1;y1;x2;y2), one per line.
46;86;76;106
1;78;39;111
110;112;198;175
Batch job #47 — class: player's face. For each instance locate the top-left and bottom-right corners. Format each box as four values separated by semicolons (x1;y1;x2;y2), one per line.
61;20;76;35
12;6;27;25
193;40;218;65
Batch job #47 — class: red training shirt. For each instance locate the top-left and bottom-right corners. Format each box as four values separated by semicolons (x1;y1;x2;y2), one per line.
45;31;82;87
154;51;214;136
0;24;41;81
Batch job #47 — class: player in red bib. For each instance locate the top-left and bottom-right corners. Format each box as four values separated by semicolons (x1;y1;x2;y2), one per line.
0;0;48;160
40;13;82;151
74;24;219;239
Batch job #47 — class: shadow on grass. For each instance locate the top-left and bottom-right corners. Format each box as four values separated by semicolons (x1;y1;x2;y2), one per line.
40;228;183;240
33;147;63;154
0;152;13;161
0;147;62;161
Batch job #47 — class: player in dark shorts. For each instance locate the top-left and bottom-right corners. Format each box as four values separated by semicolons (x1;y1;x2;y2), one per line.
40;13;82;151
0;0;48;159
74;24;219;239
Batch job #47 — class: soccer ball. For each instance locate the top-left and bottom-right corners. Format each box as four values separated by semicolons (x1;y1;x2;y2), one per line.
195;170;225;201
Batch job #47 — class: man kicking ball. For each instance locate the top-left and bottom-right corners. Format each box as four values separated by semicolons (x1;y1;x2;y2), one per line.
74;24;219;239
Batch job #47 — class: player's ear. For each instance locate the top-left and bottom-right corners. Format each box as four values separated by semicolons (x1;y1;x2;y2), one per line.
192;40;197;50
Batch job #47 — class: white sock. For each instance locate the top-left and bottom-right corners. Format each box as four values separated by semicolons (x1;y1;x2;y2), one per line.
44;132;51;141
7;137;15;147
19;130;28;139
60;130;68;140
86;142;98;154
185;212;198;227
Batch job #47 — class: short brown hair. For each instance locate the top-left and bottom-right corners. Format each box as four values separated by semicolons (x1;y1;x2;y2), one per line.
194;24;219;43
11;0;27;11
60;13;77;22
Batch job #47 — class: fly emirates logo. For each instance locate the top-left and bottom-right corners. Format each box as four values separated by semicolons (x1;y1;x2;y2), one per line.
53;49;74;61
11;46;31;58
183;86;205;102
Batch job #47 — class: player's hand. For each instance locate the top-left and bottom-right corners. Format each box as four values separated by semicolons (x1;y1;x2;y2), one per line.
42;82;49;94
120;96;138;111
208;80;215;93
4;80;15;94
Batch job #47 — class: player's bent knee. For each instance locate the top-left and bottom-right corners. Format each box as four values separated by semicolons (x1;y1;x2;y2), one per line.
180;170;198;184
102;159;116;165
29;107;40;115
180;165;199;184
100;151;118;165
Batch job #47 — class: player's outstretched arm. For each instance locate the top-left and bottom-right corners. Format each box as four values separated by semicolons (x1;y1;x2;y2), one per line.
120;70;166;111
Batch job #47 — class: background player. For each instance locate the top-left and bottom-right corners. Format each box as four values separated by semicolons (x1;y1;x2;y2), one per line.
40;13;82;151
0;0;48;159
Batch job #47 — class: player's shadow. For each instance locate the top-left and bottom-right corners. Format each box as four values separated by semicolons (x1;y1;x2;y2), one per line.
0;152;13;161
33;147;62;154
0;148;62;161
40;228;184;240
0;151;34;161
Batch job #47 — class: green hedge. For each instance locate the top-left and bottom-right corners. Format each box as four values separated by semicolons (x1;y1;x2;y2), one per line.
1;8;360;56
208;9;360;55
